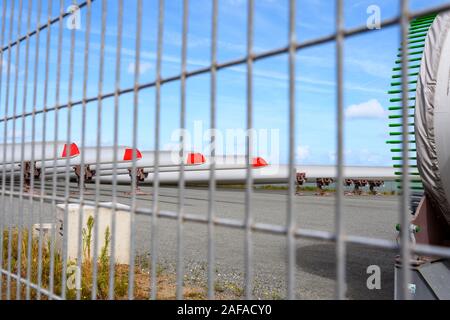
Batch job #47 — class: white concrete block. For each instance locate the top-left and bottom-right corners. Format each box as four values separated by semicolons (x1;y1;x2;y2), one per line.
32;223;54;244
56;202;131;264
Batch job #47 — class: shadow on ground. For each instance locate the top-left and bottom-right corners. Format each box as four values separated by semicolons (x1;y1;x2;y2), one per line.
297;242;395;300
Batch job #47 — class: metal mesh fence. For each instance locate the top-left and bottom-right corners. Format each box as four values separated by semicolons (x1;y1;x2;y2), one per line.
0;0;449;300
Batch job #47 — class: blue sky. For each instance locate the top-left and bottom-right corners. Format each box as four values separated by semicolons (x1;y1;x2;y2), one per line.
0;0;448;166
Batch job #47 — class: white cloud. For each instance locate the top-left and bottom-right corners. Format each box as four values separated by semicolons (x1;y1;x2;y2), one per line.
127;62;152;75
0;59;17;75
297;145;311;161
345;99;386;120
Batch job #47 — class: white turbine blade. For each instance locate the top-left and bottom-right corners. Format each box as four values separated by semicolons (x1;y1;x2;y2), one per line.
134;150;206;168
94;154;262;177
88;151;206;176
0;141;79;165
141;155;268;173
38;150;206;178
96;164;397;185
38;146;142;170
96;157;271;184
97;166;283;185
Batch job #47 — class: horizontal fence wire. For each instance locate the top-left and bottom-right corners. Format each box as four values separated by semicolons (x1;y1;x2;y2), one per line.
0;0;450;301
0;0;91;54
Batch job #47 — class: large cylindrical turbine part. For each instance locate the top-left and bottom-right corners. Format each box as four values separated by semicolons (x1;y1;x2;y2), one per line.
415;12;450;226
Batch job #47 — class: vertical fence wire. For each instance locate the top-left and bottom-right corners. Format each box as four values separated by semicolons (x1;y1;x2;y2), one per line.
150;0;165;300
0;0;7;300
244;0;254;300
25;0;42;301
128;0;143;300
109;0;124;300
7;0;22;300
400;0;412;301
176;0;189;301
61;0;78;300
0;0;13;299
207;0;218;300
335;0;346;300
91;0;107;300
11;0;23;296
16;0;33;300
49;0;65;298
75;0;93;301
9;0;23;298
37;0;53;300
286;0;297;300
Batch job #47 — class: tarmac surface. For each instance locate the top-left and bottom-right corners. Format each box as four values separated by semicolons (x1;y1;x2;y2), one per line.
1;182;399;299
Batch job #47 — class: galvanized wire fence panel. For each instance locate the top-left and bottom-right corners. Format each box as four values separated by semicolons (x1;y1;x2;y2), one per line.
0;0;449;301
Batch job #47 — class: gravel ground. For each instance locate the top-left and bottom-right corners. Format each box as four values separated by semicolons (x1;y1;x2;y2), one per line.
1;182;399;299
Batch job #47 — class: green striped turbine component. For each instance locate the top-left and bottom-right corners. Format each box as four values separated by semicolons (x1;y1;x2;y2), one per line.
387;14;437;192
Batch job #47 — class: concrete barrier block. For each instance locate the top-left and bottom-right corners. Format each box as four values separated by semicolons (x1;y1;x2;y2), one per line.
32;223;54;244
55;202;131;265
